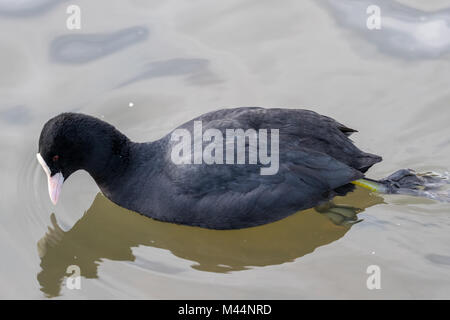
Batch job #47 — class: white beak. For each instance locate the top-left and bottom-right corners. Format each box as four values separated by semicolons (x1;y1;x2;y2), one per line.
36;153;64;205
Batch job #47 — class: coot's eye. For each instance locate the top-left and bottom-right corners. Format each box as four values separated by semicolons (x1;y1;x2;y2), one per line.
52;155;59;162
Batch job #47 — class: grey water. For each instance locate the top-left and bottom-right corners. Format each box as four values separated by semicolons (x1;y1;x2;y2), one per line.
0;0;449;299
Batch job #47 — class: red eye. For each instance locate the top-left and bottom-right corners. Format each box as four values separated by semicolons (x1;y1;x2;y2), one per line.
52;155;59;162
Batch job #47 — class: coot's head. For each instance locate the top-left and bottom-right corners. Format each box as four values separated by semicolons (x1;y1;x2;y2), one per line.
37;113;130;204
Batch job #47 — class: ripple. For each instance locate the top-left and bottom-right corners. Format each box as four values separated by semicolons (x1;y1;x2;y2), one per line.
321;0;450;59
426;254;450;266
49;26;150;64
0;0;66;17
19;151;56;232
118;58;210;87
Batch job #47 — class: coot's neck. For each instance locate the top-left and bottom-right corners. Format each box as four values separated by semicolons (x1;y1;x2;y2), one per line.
84;129;132;188
73;116;164;202
89;138;163;201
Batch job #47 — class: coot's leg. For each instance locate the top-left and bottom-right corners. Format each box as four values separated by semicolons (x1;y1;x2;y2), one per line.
352;169;450;202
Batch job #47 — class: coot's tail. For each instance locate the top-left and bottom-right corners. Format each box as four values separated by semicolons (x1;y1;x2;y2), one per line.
352;169;450;202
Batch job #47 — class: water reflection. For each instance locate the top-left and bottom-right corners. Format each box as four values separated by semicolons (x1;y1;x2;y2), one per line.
49;26;149;64
321;0;450;59
37;187;383;297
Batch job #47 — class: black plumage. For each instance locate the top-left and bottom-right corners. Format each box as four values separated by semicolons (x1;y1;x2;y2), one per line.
37;107;382;229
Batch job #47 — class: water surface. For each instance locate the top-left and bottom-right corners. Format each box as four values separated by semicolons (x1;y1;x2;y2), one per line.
0;0;449;299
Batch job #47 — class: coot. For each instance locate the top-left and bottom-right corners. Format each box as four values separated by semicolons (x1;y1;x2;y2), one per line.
36;107;437;229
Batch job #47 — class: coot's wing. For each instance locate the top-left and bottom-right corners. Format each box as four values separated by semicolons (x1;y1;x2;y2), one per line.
188;107;382;173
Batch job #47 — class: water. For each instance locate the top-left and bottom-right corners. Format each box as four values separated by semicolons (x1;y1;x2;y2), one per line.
0;0;449;299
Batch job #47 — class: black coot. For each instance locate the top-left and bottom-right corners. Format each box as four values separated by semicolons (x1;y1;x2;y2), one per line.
37;107;382;229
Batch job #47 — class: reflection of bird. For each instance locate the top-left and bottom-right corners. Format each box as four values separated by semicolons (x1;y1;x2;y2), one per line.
37;187;384;297
36;108;449;229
